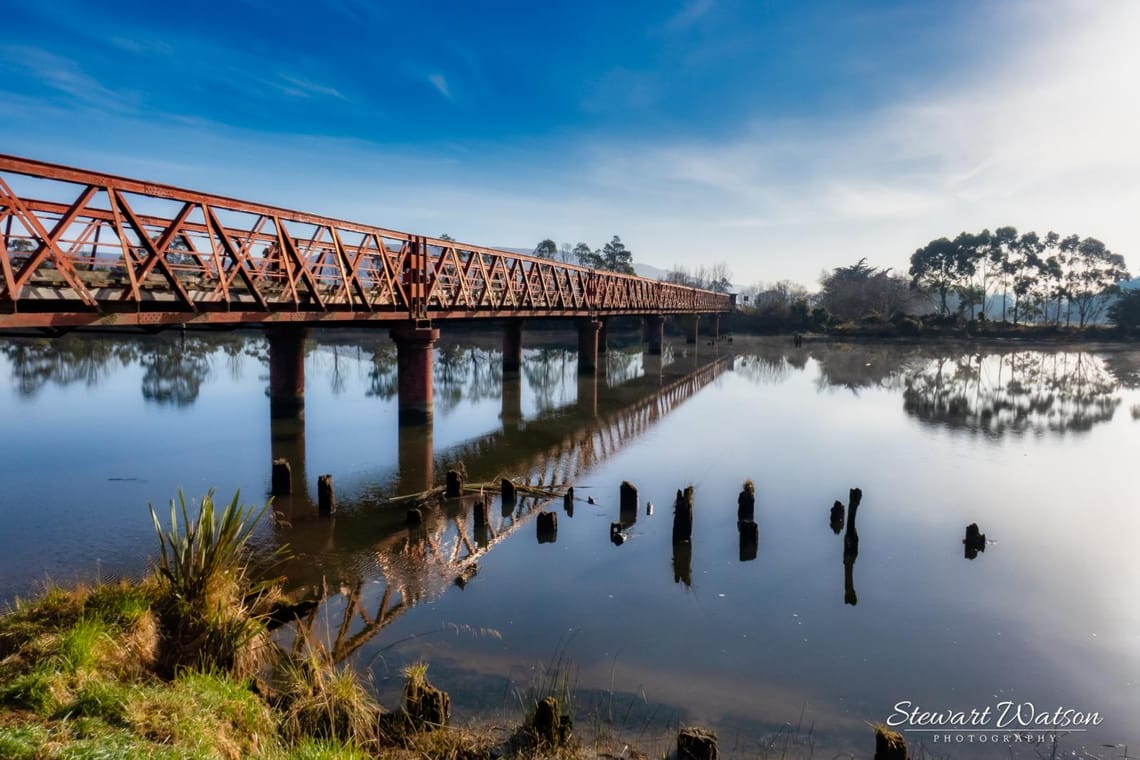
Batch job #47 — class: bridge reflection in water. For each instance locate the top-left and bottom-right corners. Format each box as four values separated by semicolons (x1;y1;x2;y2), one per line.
271;345;733;663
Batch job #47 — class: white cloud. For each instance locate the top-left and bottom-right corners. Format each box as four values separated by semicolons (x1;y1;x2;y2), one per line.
427;73;452;100
560;0;1140;285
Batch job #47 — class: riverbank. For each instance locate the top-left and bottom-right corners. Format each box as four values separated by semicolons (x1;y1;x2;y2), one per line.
0;488;907;760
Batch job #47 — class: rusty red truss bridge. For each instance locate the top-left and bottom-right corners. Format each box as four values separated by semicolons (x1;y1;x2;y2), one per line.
0;155;731;331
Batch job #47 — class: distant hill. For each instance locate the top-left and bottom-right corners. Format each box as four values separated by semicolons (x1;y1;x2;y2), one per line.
491;248;739;290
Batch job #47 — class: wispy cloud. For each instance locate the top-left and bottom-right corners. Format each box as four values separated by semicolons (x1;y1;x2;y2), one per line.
0;45;133;114
428;73;452;100
273;74;347;101
664;0;715;30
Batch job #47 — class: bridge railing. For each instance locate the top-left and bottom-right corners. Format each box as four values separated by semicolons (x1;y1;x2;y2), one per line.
0;155;731;326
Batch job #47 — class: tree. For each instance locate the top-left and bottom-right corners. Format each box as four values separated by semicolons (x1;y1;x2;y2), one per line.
573;242;601;269
600;236;634;274
1109;289;1140;331
1065;236;1129;326
559;242;574;263
438;233;454;242
909;234;977;315
533;239;557;259
664;266;694;285
821;258;919;321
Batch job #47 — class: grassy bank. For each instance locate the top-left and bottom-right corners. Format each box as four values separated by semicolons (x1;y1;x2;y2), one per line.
0;491;585;759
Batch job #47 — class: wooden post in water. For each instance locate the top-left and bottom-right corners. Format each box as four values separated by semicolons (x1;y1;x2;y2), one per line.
620;480;638;527
317;474;335;515
672;486;694;544
473;501;488;548
537;511;558;543
445;470;462;498
874;726;908;760
406;508;423;528
563;486;574;516
678;726;718;759
271;458;292;496
737;480;755;521
501;478;517;506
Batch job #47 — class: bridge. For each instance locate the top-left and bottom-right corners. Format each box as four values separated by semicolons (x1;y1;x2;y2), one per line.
272;350;735;661
0;154;731;424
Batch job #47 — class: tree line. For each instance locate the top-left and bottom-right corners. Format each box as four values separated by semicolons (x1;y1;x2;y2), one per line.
909;227;1129;326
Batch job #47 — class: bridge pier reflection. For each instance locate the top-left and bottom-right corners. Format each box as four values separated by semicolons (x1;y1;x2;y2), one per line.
577;318;600;374
390;325;440;426
267;327;307;419
397;424;434;495
687;314;700;345
645;314;665;355
597;319;608;355
501;373;522;431
269;415;313;520
576;372;599;417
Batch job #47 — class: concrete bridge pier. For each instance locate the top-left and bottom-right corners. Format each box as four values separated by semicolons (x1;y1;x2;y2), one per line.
267;327;307;419
645;314;665;355
577;318;601;374
390;325;440;426
597;319;609;355
686;315;701;345
502;319;523;374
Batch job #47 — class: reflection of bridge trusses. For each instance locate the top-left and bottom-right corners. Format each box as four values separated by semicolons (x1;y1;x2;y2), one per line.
314;355;733;663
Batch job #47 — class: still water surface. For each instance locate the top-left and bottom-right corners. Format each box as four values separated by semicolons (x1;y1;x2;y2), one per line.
2;331;1139;757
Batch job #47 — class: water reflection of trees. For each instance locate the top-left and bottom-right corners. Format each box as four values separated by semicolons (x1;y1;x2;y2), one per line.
1;333;259;404
604;349;641;386
902;351;1121;436
523;348;575;413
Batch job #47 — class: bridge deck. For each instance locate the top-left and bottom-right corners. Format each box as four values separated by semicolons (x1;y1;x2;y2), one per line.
0;155;730;330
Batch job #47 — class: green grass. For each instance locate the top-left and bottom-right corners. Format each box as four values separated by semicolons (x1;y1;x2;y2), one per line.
126;669;279;759
278;646;382;749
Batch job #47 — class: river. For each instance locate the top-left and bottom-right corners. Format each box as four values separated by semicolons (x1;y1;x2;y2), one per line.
2;330;1138;757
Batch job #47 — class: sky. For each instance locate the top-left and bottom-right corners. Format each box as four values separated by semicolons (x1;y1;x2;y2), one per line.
1;0;1138;288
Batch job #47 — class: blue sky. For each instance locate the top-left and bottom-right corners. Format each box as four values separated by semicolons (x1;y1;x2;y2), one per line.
2;0;1137;286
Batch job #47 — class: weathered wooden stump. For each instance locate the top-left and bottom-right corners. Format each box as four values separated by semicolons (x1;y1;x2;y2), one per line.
874;725;909;760
537;510;558;543
737;480;756;521
610;522;625;545
620;480;638;524
406;508;423;528
473;501;487;529
673;486;694;544
563;486;574;515
678;726;718;759
404;673;450;731
845;488;862;535
445;470;462;498
964;522;987;559
829;500;845;534
501;478;517;506
739;519;758;561
531;696;571;747
317;474;335;515
646;501;654;515
271;458;292;496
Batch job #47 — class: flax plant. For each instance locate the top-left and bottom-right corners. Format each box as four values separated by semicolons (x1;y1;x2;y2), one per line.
149;490;277;676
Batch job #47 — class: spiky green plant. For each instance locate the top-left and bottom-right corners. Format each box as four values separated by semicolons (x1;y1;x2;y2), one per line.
149;490;270;609
149;490;280;676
